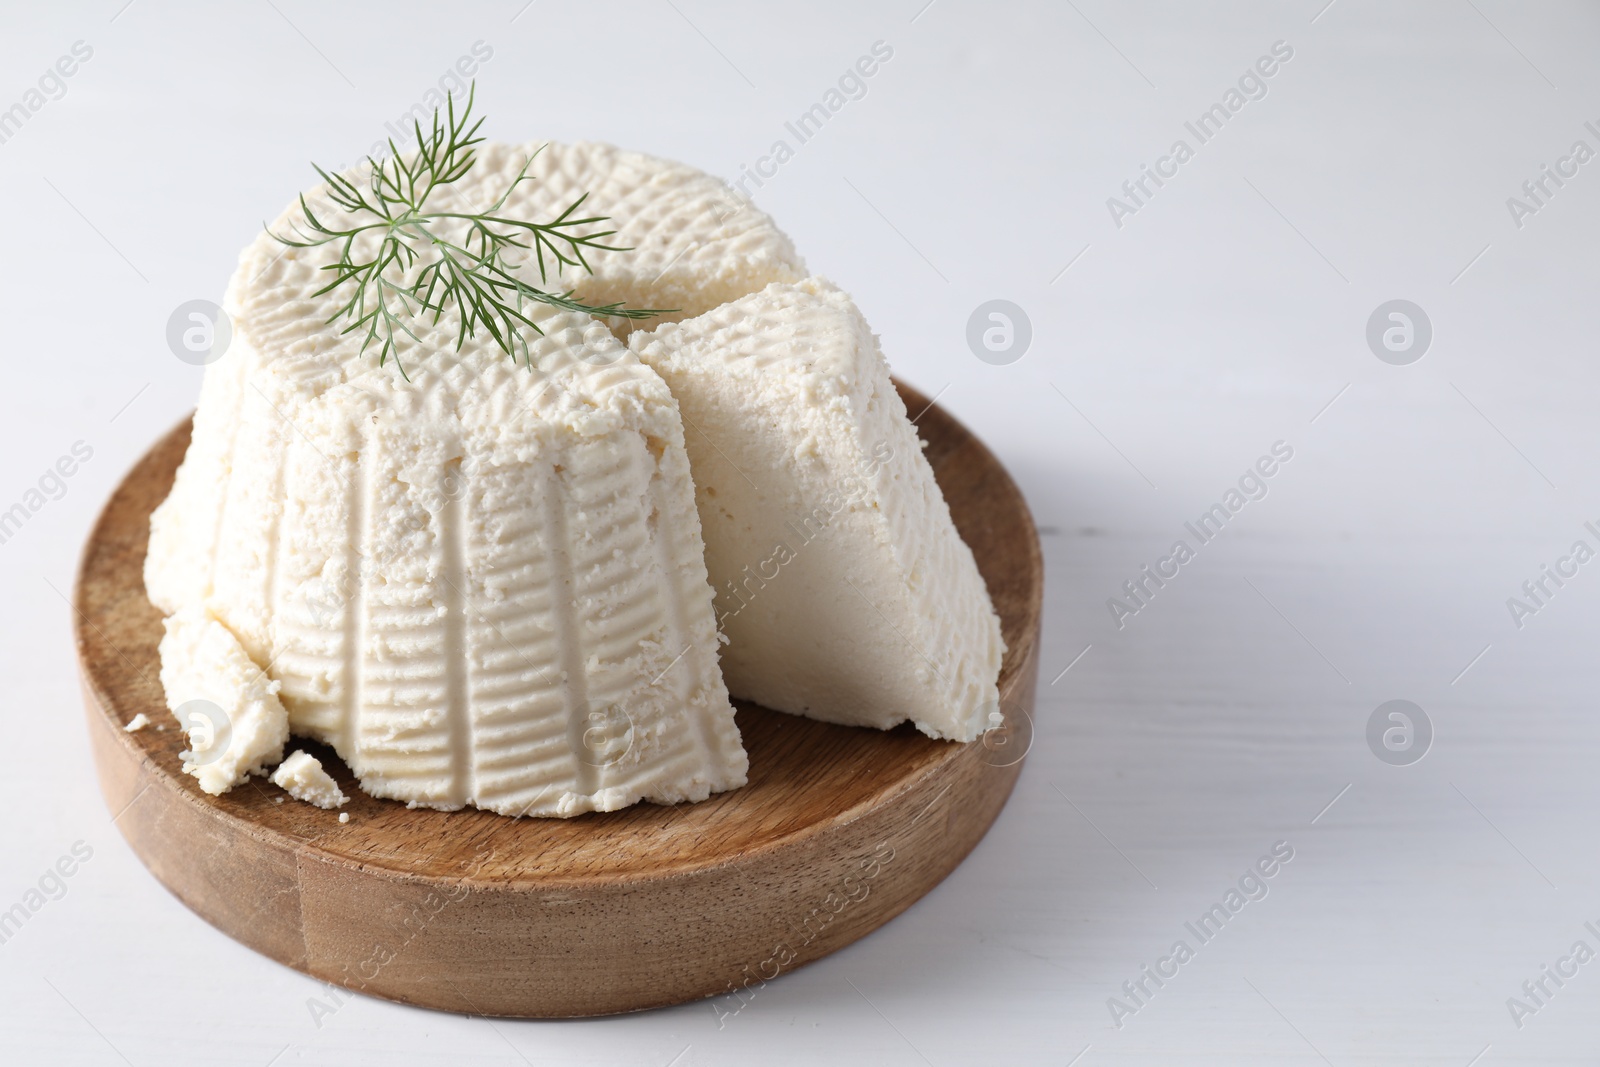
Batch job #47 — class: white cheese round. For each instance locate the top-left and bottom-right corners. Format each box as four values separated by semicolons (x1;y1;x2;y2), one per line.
144;141;793;816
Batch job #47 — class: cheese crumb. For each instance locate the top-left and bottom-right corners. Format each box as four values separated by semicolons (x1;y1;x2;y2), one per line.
123;713;151;733
338;812;350;824
158;608;289;795
271;750;349;810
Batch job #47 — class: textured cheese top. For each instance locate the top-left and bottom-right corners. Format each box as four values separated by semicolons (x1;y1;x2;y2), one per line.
631;278;1005;740
142;141;787;816
486;140;807;332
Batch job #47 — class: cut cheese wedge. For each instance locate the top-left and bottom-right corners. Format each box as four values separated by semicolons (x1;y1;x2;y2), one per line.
630;277;1005;740
145;145;762;816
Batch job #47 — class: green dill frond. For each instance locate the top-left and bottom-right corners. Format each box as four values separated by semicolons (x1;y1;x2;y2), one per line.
267;84;671;377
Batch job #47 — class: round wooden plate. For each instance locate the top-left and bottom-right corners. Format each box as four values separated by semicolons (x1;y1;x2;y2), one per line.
73;381;1043;1019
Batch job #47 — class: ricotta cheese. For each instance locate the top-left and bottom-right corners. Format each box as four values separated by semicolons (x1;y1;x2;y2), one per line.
157;608;290;795
123;713;151;733
143;144;772;816
630;277;1005;740
271;750;349;809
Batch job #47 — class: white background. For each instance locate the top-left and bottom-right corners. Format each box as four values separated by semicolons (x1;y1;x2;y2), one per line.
4;1;1599;1063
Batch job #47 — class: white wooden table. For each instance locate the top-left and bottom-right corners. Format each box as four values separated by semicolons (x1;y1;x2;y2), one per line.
4;1;1597;1062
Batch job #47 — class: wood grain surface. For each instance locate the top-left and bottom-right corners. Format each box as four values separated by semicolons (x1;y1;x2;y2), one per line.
73;381;1043;1018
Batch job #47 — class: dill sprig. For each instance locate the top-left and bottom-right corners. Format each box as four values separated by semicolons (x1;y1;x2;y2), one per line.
269;84;666;377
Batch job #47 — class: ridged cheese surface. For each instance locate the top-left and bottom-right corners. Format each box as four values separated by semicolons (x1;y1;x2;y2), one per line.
145;142;765;816
630;278;1005;740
